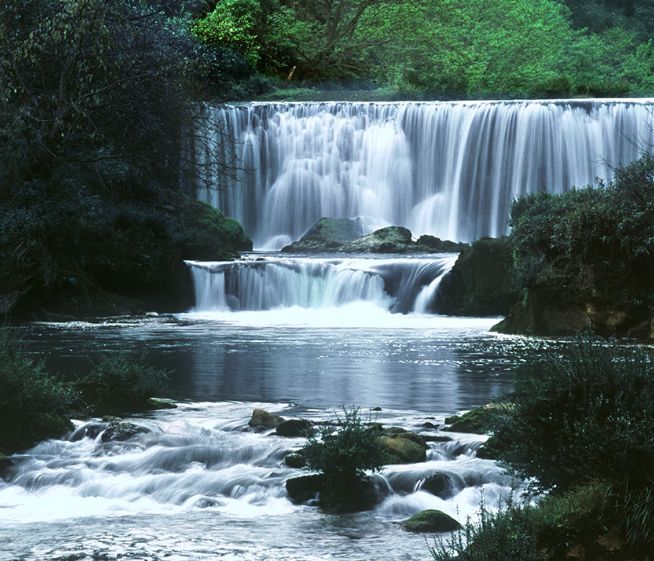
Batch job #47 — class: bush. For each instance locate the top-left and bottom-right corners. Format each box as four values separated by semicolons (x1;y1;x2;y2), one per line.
489;337;654;552
301;407;387;485
77;353;169;415
430;500;540;561
0;330;76;452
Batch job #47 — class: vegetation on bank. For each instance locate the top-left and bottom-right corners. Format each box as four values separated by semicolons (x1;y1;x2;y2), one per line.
0;330;171;453
192;0;654;98
435;338;654;561
495;152;654;339
0;0;253;320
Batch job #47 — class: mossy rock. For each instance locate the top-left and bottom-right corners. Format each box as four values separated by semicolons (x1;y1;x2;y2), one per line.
404;509;462;533
146;397;177;410
437;237;518;316
443;403;508;434
281;217;366;253
100;421;150;443
377;435;427;463
249;408;284;430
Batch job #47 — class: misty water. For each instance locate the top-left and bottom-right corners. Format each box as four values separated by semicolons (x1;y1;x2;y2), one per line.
1;305;549;561
6;97;654;560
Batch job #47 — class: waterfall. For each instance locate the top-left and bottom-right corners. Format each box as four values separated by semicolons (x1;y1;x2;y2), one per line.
186;255;457;314
187;99;654;249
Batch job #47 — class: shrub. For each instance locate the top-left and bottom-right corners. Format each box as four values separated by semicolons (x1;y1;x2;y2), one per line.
77;353;169;415
301;407;386;485
430;500;540;561
0;330;76;452
489;336;654;552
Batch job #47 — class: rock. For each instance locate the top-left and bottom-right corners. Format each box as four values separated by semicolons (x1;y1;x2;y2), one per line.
281;217;367;253
319;475;385;513
421;421;438;429
416;235;468;253
0;453;14;480
420;473;463;499
371;407;382;411
248;408;284;430
284;452;306;468
378;435;427;463
443;403;507;434
437;237;518;316
70;422;106;442
422;434;453;443
276;419;314;437
146;398;177;410
404;509;462;533
282;220;468;255
286;474;323;504
100;421;150;443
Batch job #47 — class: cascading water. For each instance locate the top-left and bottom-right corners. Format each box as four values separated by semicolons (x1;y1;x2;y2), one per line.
186;255;458;314
187;99;654;249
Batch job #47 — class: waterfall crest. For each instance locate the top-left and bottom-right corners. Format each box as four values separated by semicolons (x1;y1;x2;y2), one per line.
187;99;654;249
186;255;458;314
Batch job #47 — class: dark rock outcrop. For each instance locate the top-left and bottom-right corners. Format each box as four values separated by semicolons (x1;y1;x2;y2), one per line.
282;220;467;254
286;474;323;504
437;237;518;316
276;419;314;437
100;421;150;443
284;452;306;468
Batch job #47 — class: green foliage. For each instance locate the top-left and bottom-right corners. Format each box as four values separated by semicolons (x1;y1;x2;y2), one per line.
193;0;261;66
489;337;654;552
430;500;540;561
509;153;654;312
77;353;169;415
0;330;76;453
301;407;386;485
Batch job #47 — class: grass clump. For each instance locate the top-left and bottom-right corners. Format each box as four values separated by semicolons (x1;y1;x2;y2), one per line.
300;407;387;511
0;331;76;453
77;353;170;416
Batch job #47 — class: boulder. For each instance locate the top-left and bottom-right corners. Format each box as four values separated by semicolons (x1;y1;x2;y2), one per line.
403;509;462;533
420;472;463;499
100;421;150;443
0;453;14;480
281;217;366;253
282;220;468;255
443;403;507;434
377;435;427;463
70;422;106;442
276;419;314;437
319;475;385;513
248;408;284;430
284;452;306;468
437;237;518;316
286;474;323;504
146;398;177;410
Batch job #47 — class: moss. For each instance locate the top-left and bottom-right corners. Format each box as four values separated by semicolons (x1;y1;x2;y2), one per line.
405;509;461;533
443;403;508;435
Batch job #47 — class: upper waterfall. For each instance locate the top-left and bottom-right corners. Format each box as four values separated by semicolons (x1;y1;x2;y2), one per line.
186;99;654;249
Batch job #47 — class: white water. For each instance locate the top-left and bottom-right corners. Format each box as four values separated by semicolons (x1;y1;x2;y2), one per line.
186;254;458;315
0;402;517;561
187;99;654;248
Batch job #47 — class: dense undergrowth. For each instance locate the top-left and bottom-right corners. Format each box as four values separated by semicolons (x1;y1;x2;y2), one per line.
494;152;654;338
0;329;171;453
435;338;654;561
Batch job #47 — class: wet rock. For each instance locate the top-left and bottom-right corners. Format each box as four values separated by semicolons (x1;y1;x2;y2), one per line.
248;408;284;430
286;474;323;504
404;509;462;533
0;453;14;480
420;473;463;499
320;476;385;513
444;404;506;434
282;221;468;254
437;237;518;316
284;452;306;468
371;407;382;412
377;435;427;464
276;419;314;437
281;217;366;253
422;434;453;443
100;421;150;443
146;398;177;410
70;422;106;442
421;421;438;429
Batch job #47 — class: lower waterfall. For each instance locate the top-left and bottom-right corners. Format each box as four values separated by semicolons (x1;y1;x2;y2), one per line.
187;255;458;314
